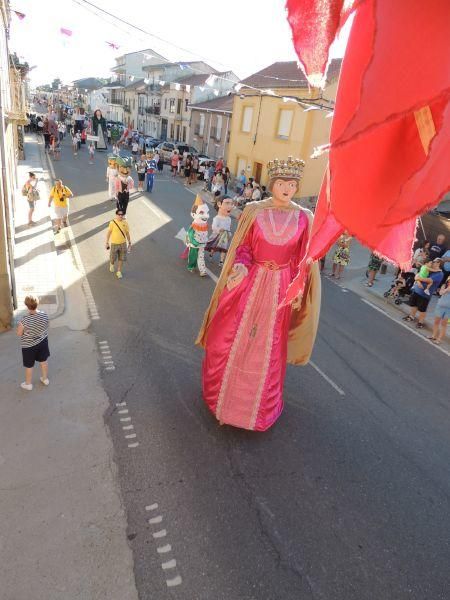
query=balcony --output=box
[110,97,124,106]
[145,105,161,115]
[123,104,131,114]
[194,126,204,136]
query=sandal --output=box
[402,315,414,322]
[416,322,424,329]
[366,282,373,287]
[427,336,436,340]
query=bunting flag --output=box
[13,10,26,20]
[60,27,72,36]
[284,0,450,305]
[106,41,119,50]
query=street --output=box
[48,140,450,600]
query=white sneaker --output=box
[20,382,33,391]
[424,289,430,296]
[116,271,123,279]
[109,264,115,273]
[40,377,50,386]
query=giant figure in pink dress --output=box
[197,157,321,431]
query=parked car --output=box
[176,144,199,156]
[145,137,162,149]
[156,141,177,163]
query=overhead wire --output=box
[68,0,335,110]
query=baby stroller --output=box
[383,270,415,304]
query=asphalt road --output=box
[50,140,450,600]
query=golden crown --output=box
[267,156,305,181]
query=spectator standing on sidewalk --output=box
[171,151,180,177]
[215,156,224,173]
[440,248,450,285]
[366,252,383,287]
[48,179,73,233]
[22,172,39,226]
[429,279,450,344]
[16,296,50,391]
[105,209,131,279]
[428,234,447,260]
[403,259,443,329]
[331,234,352,279]
[236,169,246,195]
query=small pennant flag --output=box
[60,27,72,36]
[106,41,119,50]
[14,10,26,20]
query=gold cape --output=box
[196,199,321,365]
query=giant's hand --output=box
[226,263,248,291]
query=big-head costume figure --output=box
[145,151,157,193]
[115,157,134,215]
[197,157,321,431]
[186,195,210,277]
[106,155,118,201]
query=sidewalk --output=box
[0,137,138,599]
[13,135,62,322]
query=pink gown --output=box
[202,208,309,431]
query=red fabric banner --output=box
[284,0,450,304]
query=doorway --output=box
[254,162,263,183]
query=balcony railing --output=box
[145,105,161,115]
[123,104,131,114]
[110,97,123,105]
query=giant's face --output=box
[119,166,129,175]
[271,178,298,202]
[191,204,210,224]
[218,198,233,217]
[108,158,116,167]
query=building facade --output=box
[189,95,233,159]
[226,60,341,198]
[0,0,28,329]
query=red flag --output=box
[60,27,72,36]
[284,0,450,304]
[14,10,26,20]
[106,41,119,50]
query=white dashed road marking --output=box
[309,360,345,396]
[145,503,183,588]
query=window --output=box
[169,98,175,113]
[241,106,253,132]
[277,110,293,139]
[177,99,182,114]
[132,98,135,109]
[182,126,187,142]
[216,115,223,140]
[170,123,174,139]
[199,113,205,135]
[176,124,180,140]
[185,99,189,112]
[164,98,168,110]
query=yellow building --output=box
[227,60,341,199]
